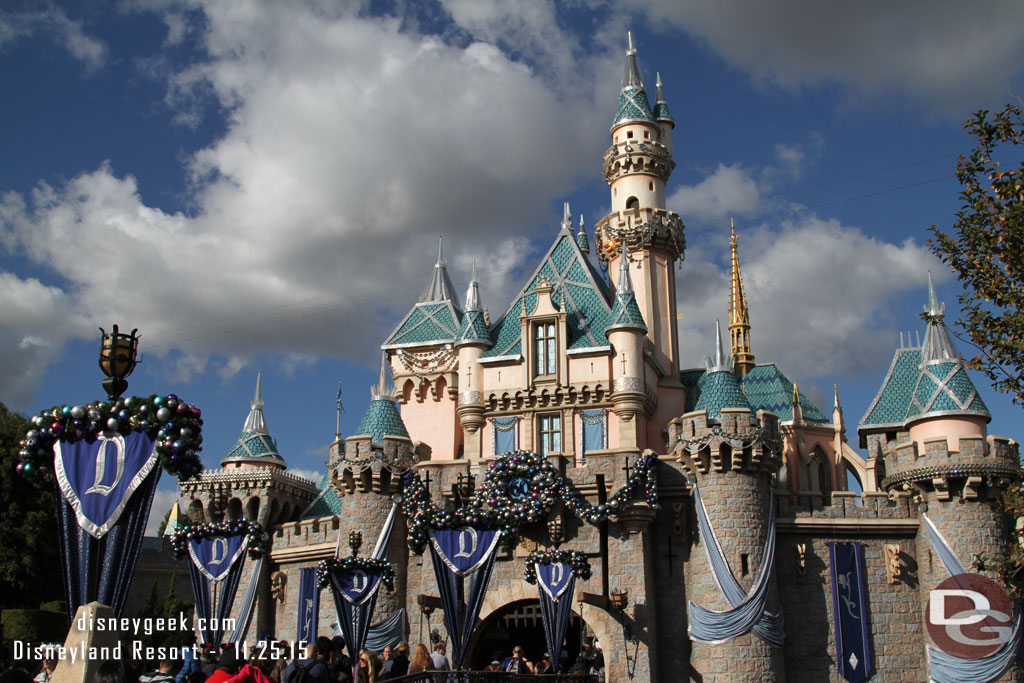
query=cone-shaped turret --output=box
[729,219,755,375]
[905,276,990,423]
[221,372,287,468]
[576,214,590,254]
[695,321,750,420]
[420,237,461,307]
[355,355,411,442]
[606,244,647,335]
[653,72,674,125]
[611,31,656,131]
[456,263,492,347]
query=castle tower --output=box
[383,238,462,459]
[180,372,318,528]
[606,243,648,443]
[595,34,686,382]
[729,220,755,375]
[861,278,1020,679]
[325,363,418,624]
[671,324,786,681]
[455,263,492,459]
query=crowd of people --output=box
[3,633,605,682]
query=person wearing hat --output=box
[204,648,241,683]
[485,660,502,672]
[535,653,554,674]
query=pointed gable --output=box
[482,229,613,359]
[383,241,463,349]
[740,364,830,424]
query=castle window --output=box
[492,416,519,455]
[626,130,633,139]
[538,413,562,456]
[579,409,607,460]
[534,322,557,378]
[649,181,654,191]
[626,197,639,211]
[643,130,649,139]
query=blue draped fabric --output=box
[688,484,785,645]
[53,466,161,621]
[535,562,576,665]
[579,410,605,457]
[329,568,383,666]
[492,417,518,455]
[228,555,264,645]
[922,514,1022,683]
[363,608,406,651]
[828,543,872,682]
[297,566,321,645]
[428,528,501,668]
[185,533,248,648]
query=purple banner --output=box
[537,562,573,601]
[336,567,383,606]
[189,533,248,582]
[54,430,159,538]
[429,527,501,577]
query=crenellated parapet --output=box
[595,207,686,264]
[326,433,421,498]
[669,407,782,478]
[181,466,319,527]
[602,139,674,183]
[880,433,1020,502]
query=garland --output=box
[401,450,658,554]
[396,345,456,379]
[675,424,783,455]
[316,556,396,591]
[17,394,204,480]
[523,549,592,584]
[170,520,264,558]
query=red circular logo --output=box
[927,573,1013,658]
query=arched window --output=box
[626,196,639,211]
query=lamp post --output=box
[348,530,363,557]
[98,324,140,401]
[547,516,565,547]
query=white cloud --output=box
[622,0,1024,113]
[0,2,605,405]
[145,488,180,537]
[668,163,763,224]
[0,5,107,70]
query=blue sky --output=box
[2,1,1023,532]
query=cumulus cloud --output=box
[668,163,763,224]
[622,0,1024,113]
[0,4,107,70]
[145,488,180,537]
[676,215,944,382]
[0,2,608,406]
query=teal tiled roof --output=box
[456,309,491,347]
[383,301,461,348]
[221,430,286,467]
[680,369,704,413]
[482,232,613,358]
[653,99,673,123]
[354,398,410,442]
[906,361,990,422]
[303,472,342,518]
[606,291,647,334]
[576,230,590,254]
[740,364,830,424]
[859,349,922,431]
[613,87,656,129]
[695,369,751,420]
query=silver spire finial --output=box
[714,320,725,368]
[242,371,267,432]
[372,352,395,401]
[705,320,734,372]
[437,236,444,264]
[618,241,633,293]
[464,261,481,312]
[925,271,945,318]
[627,30,635,55]
[562,201,572,231]
[656,71,662,88]
[253,371,263,408]
[578,214,585,233]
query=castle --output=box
[166,38,1021,682]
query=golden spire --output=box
[729,218,755,375]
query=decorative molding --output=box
[794,543,807,584]
[885,544,902,584]
[458,391,482,406]
[270,571,287,603]
[613,377,643,392]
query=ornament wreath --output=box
[401,450,658,554]
[316,556,396,591]
[18,394,204,480]
[170,520,264,558]
[523,549,592,584]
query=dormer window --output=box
[534,322,557,377]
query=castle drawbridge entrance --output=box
[465,598,586,671]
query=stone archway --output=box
[465,584,624,679]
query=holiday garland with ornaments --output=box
[523,549,592,584]
[401,450,658,554]
[317,556,396,591]
[17,394,204,480]
[170,520,265,558]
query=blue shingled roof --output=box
[606,290,647,335]
[303,471,342,518]
[653,99,673,124]
[740,364,830,424]
[613,86,656,129]
[355,398,410,442]
[221,430,286,467]
[576,230,590,254]
[859,348,922,430]
[695,370,751,420]
[383,301,461,348]
[456,309,492,347]
[906,360,990,422]
[482,232,613,358]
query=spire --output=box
[222,371,286,468]
[729,219,755,375]
[612,32,656,131]
[704,320,734,373]
[576,214,590,254]
[920,271,958,364]
[606,242,647,335]
[356,353,410,443]
[833,384,842,413]
[457,262,492,347]
[561,201,573,232]
[419,237,462,308]
[242,371,266,433]
[372,352,395,401]
[653,72,674,125]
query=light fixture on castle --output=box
[98,324,140,400]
